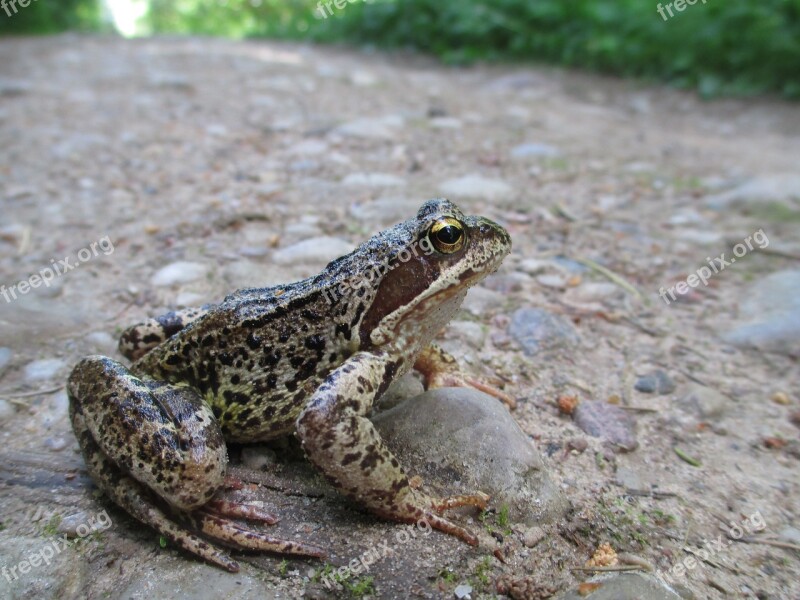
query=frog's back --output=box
[134,264,383,440]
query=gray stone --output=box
[722,270,800,356]
[510,308,580,356]
[635,371,676,395]
[429,117,462,129]
[439,175,512,201]
[271,237,354,266]
[240,446,278,471]
[150,262,208,287]
[681,383,729,419]
[555,573,681,600]
[573,401,638,452]
[342,172,406,188]
[23,358,67,382]
[705,174,800,209]
[0,347,11,377]
[454,583,473,599]
[517,258,549,275]
[522,526,546,548]
[84,331,117,353]
[446,320,486,348]
[536,274,568,289]
[461,286,506,317]
[615,466,645,490]
[510,143,561,159]
[373,388,569,525]
[0,536,89,599]
[118,561,280,599]
[349,197,423,225]
[375,373,425,412]
[0,398,14,422]
[562,282,624,308]
[287,139,328,156]
[779,526,800,545]
[335,115,404,140]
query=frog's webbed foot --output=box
[68,356,325,571]
[297,352,487,547]
[414,343,517,409]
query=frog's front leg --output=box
[68,356,325,572]
[119,304,214,361]
[296,352,488,545]
[414,343,517,409]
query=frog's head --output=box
[356,198,512,348]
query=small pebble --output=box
[454,584,473,599]
[566,438,588,454]
[84,331,117,353]
[151,262,208,287]
[771,392,791,405]
[510,143,561,159]
[439,175,512,201]
[0,347,11,375]
[24,358,66,382]
[240,446,278,471]
[634,370,676,395]
[0,399,15,422]
[58,511,92,538]
[573,401,638,452]
[272,237,353,265]
[509,308,580,356]
[682,383,729,419]
[342,172,406,188]
[523,526,546,548]
[44,436,68,451]
[779,526,800,545]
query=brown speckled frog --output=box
[68,198,513,572]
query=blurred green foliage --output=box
[144,0,800,99]
[0,0,102,34]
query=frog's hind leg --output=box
[118,304,213,361]
[297,352,489,546]
[414,343,517,409]
[68,356,325,570]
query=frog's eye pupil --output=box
[429,218,466,254]
[436,225,461,245]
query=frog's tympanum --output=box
[68,198,513,571]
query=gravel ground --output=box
[0,34,799,600]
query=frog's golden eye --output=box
[429,217,465,254]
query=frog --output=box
[67,198,514,572]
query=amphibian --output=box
[68,198,513,571]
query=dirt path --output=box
[0,35,798,599]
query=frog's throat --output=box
[368,260,495,348]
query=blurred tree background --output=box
[0,0,102,34]
[3,0,799,99]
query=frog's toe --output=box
[192,510,327,558]
[206,498,279,525]
[429,371,517,409]
[432,491,490,512]
[415,344,517,409]
[419,511,480,546]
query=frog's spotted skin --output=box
[68,198,512,571]
[119,305,213,362]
